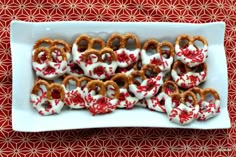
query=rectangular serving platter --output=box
[10,20,230,132]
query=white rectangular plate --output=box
[10,21,230,132]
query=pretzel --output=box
[107,33,124,51]
[136,75,175,112]
[30,80,64,116]
[189,87,221,121]
[78,77,92,89]
[104,80,120,99]
[161,80,179,95]
[51,40,71,56]
[145,92,172,113]
[171,61,207,89]
[31,80,49,96]
[175,34,208,67]
[141,73,175,113]
[111,73,139,109]
[72,34,91,53]
[71,35,92,71]
[33,38,53,52]
[80,47,118,79]
[141,64,161,78]
[47,83,65,100]
[165,91,199,125]
[143,80,178,112]
[84,80,119,115]
[90,38,105,50]
[187,87,204,102]
[62,75,91,109]
[108,33,141,68]
[50,40,75,77]
[128,65,163,99]
[123,33,141,49]
[141,39,174,73]
[32,46,68,80]
[32,47,51,64]
[33,38,71,57]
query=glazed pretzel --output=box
[62,75,91,109]
[30,81,65,116]
[165,91,199,125]
[73,34,91,53]
[84,80,120,115]
[104,80,120,99]
[128,64,163,99]
[80,47,118,79]
[161,80,179,95]
[141,39,174,73]
[107,33,140,68]
[111,73,129,89]
[111,73,139,109]
[188,87,221,121]
[32,46,68,80]
[171,60,207,89]
[47,83,65,100]
[175,34,208,67]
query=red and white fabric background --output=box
[0,0,236,156]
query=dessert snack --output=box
[72,34,91,55]
[80,47,118,79]
[70,34,93,77]
[32,46,68,80]
[145,92,171,112]
[111,73,139,109]
[30,80,65,116]
[30,33,221,126]
[141,39,174,73]
[189,87,220,121]
[32,38,52,54]
[175,34,208,67]
[84,80,120,115]
[62,75,91,109]
[107,33,141,68]
[161,80,179,95]
[171,61,207,89]
[165,91,199,125]
[128,64,163,99]
[33,38,71,61]
[145,80,179,112]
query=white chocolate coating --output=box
[62,85,86,109]
[33,60,67,80]
[165,98,199,125]
[83,88,118,115]
[175,44,208,67]
[129,73,163,99]
[171,69,207,89]
[30,94,64,116]
[146,92,171,112]
[116,48,140,68]
[116,88,139,109]
[72,44,117,79]
[198,100,220,121]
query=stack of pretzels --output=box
[30,33,220,125]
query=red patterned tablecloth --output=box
[0,0,236,156]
